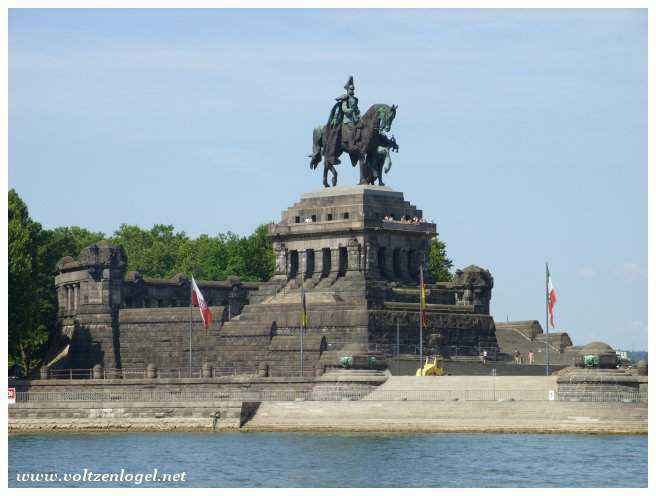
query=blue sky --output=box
[9,9,647,349]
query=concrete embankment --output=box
[9,400,259,433]
[243,376,646,435]
[9,399,646,435]
[9,376,647,435]
[242,400,646,434]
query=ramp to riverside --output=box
[242,375,646,434]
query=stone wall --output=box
[50,241,256,371]
[49,186,501,376]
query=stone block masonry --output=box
[48,185,499,377]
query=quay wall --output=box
[9,374,647,435]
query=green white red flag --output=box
[547,272,557,328]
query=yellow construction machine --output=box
[415,356,444,376]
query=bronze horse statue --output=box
[310,104,398,187]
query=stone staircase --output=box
[495,326,572,365]
[375,375,558,391]
[243,375,646,433]
[243,399,647,433]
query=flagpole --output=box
[396,316,400,372]
[300,279,304,377]
[545,263,550,376]
[419,262,424,375]
[189,275,193,378]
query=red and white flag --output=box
[547,273,557,328]
[191,276,212,330]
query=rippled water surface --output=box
[9,432,647,488]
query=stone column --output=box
[57,286,66,313]
[346,239,361,274]
[331,247,341,276]
[364,241,380,278]
[299,250,308,280]
[66,286,71,311]
[40,366,49,380]
[73,285,79,311]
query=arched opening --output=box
[338,247,348,276]
[407,249,416,279]
[393,248,401,278]
[305,249,315,277]
[322,248,331,276]
[377,247,387,276]
[289,250,299,278]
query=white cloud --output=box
[577,265,598,279]
[612,261,645,280]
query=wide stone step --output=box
[243,400,647,433]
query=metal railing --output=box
[40,367,259,380]
[12,388,647,404]
[367,344,506,360]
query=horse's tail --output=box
[310,126,323,169]
[313,126,323,152]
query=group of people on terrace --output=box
[513,349,536,365]
[382,214,431,224]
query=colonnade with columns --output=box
[60,283,80,313]
[273,240,429,283]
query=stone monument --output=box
[46,78,500,376]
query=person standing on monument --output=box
[323,76,361,167]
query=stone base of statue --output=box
[211,185,498,374]
[50,185,498,376]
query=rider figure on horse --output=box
[324,76,361,167]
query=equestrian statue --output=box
[309,76,399,187]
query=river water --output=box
[9,432,647,488]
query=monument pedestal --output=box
[213,185,499,374]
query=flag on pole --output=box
[300,282,309,328]
[191,275,212,330]
[547,270,557,328]
[420,265,428,327]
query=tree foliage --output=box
[8,190,106,376]
[109,223,274,282]
[428,237,454,282]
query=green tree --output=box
[8,189,49,376]
[111,224,190,278]
[428,237,454,282]
[46,226,106,261]
[240,224,275,281]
